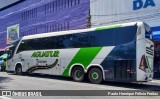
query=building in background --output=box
[90,0,160,40]
[0,0,90,49]
[90,0,160,77]
[0,0,160,50]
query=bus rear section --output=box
[136,23,154,82]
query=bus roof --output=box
[22,22,141,40]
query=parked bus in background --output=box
[6,22,154,84]
[0,50,5,56]
[0,47,10,71]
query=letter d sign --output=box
[133,0,156,10]
[133,0,143,10]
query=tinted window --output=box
[70,29,114,47]
[7,46,15,60]
[16,26,137,53]
[91,29,114,46]
[114,26,137,45]
[17,40,28,53]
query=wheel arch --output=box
[14,62,22,71]
[69,64,85,76]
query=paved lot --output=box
[0,72,160,99]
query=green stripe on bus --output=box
[95,25,122,31]
[146,56,151,69]
[62,47,102,76]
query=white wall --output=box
[0,0,20,9]
[90,0,160,28]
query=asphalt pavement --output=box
[0,72,160,99]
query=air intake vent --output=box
[114,60,136,79]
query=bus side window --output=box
[71,33,91,48]
[114,26,137,45]
[91,29,114,47]
[31,38,40,50]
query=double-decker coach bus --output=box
[6,22,154,84]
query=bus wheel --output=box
[71,66,85,82]
[88,68,103,84]
[15,66,22,75]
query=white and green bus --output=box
[6,22,154,84]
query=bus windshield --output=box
[6,39,21,60]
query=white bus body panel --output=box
[136,23,154,81]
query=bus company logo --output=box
[133,0,156,10]
[31,51,59,58]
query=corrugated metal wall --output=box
[90,0,160,27]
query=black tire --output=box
[88,68,103,84]
[15,66,22,75]
[71,67,85,82]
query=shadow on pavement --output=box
[8,73,73,81]
[8,73,160,91]
[101,81,160,91]
[0,76,12,89]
